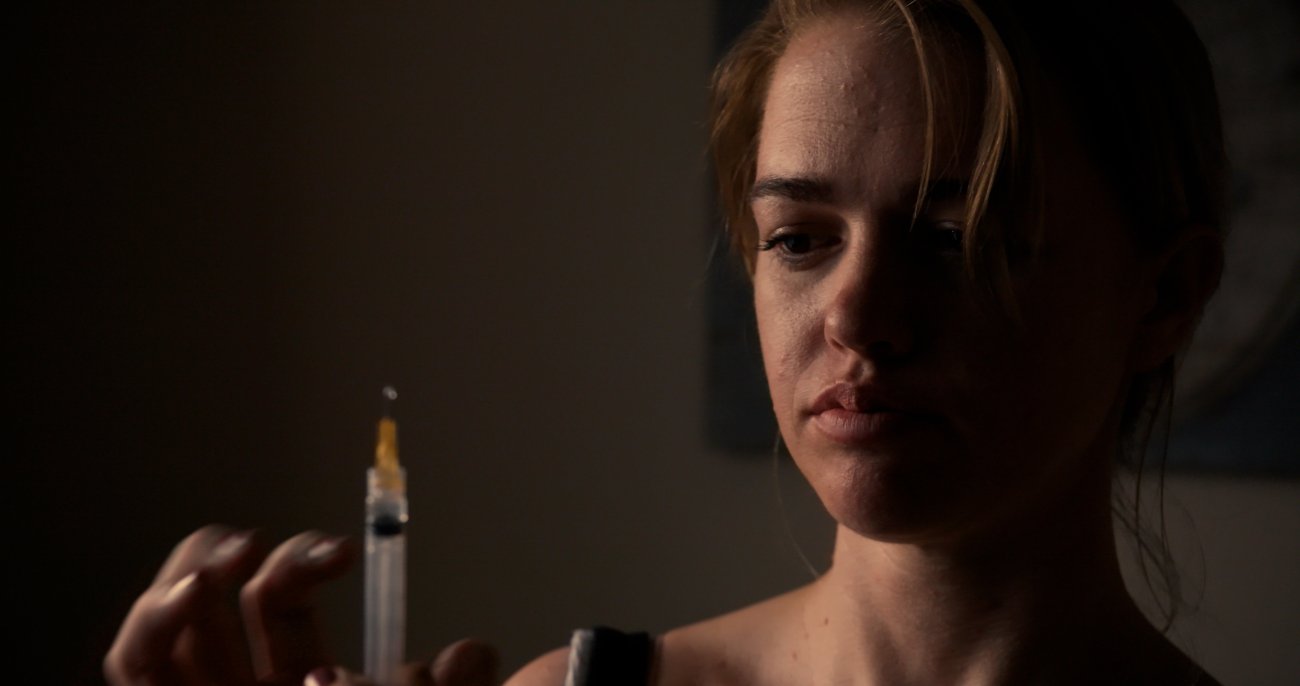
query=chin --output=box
[800,455,929,537]
[792,434,998,545]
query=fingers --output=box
[302,639,501,686]
[242,531,358,685]
[301,652,490,686]
[173,531,263,684]
[105,570,202,685]
[153,525,258,586]
[106,526,263,686]
[400,662,437,686]
[431,639,500,686]
[304,666,355,686]
[301,666,389,686]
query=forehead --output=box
[769,16,920,128]
[757,13,978,198]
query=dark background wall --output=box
[13,3,1299,685]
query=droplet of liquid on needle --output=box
[381,386,397,418]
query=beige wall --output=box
[15,3,1297,684]
[1145,476,1300,686]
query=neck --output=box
[798,462,1160,685]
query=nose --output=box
[823,244,916,363]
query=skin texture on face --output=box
[752,12,1153,549]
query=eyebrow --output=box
[748,175,969,206]
[749,176,836,204]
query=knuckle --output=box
[239,574,269,607]
[240,530,342,614]
[181,524,229,552]
[161,524,232,577]
[239,569,294,618]
[101,647,125,682]
[258,530,325,580]
[281,529,326,554]
[102,642,142,684]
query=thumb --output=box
[431,638,500,686]
[304,666,372,686]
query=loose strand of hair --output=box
[1154,363,1183,631]
[955,0,1024,321]
[1129,360,1183,633]
[892,0,938,231]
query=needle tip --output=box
[381,386,398,418]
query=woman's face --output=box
[752,14,1153,545]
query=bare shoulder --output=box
[503,646,569,686]
[504,588,809,686]
[653,587,808,686]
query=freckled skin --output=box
[751,16,1146,547]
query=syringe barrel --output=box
[365,466,407,686]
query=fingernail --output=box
[304,666,337,686]
[305,537,341,562]
[211,530,252,561]
[162,572,199,605]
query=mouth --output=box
[807,382,937,445]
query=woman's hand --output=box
[104,525,357,685]
[105,525,500,685]
[304,639,500,686]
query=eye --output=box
[918,221,964,256]
[756,229,839,266]
[758,232,815,254]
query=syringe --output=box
[365,386,406,686]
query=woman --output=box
[106,0,1227,684]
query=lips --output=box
[807,381,937,445]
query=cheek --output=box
[959,270,1139,466]
[754,282,821,417]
